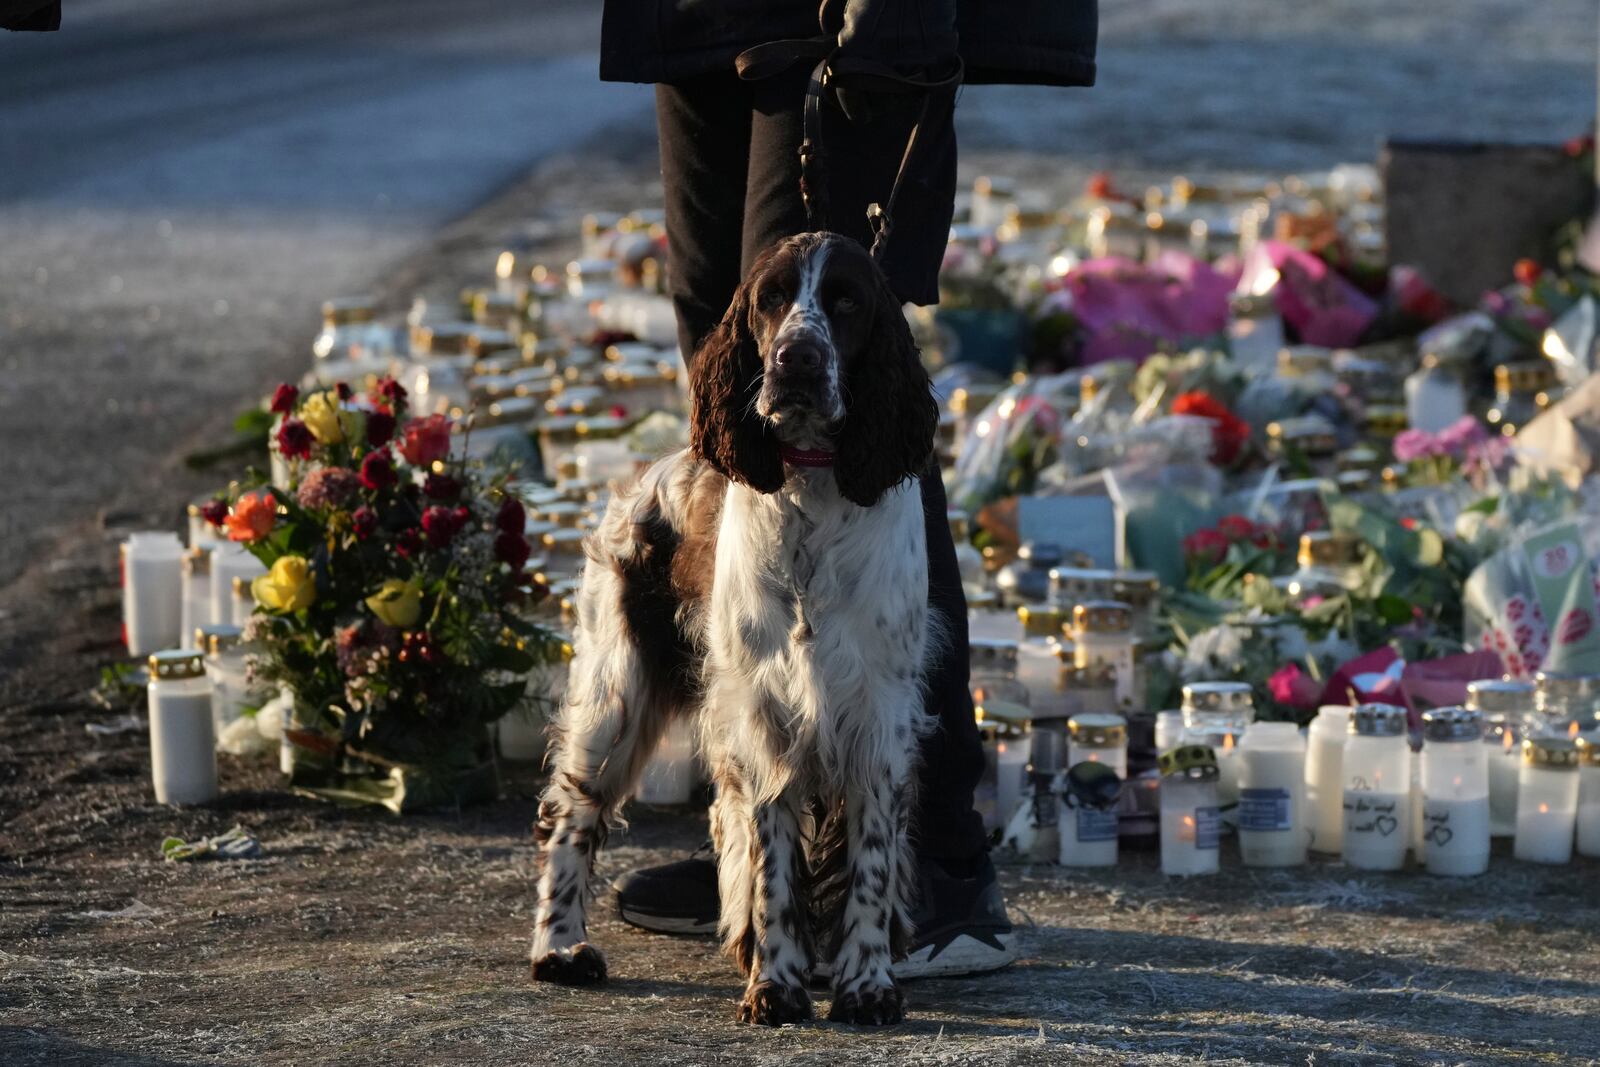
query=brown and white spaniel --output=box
[530,232,941,1026]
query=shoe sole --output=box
[617,905,719,936]
[808,929,1018,985]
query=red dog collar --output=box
[779,445,836,468]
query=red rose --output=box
[1182,527,1230,564]
[366,410,396,447]
[1216,514,1256,542]
[351,505,378,541]
[422,505,465,547]
[335,382,353,401]
[1171,390,1249,466]
[423,473,461,500]
[399,630,447,667]
[1086,172,1114,199]
[276,417,314,460]
[359,449,396,491]
[608,404,628,419]
[269,383,299,415]
[395,528,423,559]
[495,531,531,571]
[496,497,526,535]
[399,414,452,467]
[199,499,230,528]
[1513,258,1543,287]
[375,377,407,408]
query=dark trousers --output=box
[656,70,987,865]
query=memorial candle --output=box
[1576,733,1600,859]
[1159,744,1220,876]
[1342,704,1411,871]
[1305,705,1350,854]
[1514,736,1580,865]
[122,532,184,657]
[147,650,218,805]
[1467,678,1533,837]
[1237,721,1308,867]
[1058,760,1121,868]
[1067,712,1128,779]
[1419,707,1490,876]
[179,546,213,642]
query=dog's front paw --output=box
[828,982,903,1026]
[736,980,812,1027]
[531,942,608,986]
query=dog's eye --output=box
[758,289,787,312]
[833,296,858,315]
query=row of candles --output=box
[986,678,1600,876]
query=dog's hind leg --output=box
[714,771,813,1026]
[530,599,671,986]
[826,770,915,1025]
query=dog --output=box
[529,232,941,1026]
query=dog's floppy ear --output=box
[690,281,784,494]
[833,270,938,507]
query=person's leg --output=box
[656,74,754,365]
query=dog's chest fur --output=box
[705,468,930,791]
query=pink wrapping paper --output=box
[1236,241,1378,348]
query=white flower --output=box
[1182,623,1249,680]
[1309,629,1359,670]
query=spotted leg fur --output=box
[827,774,916,1026]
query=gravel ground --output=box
[6,2,1600,1063]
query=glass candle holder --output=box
[1016,637,1073,720]
[1305,705,1351,855]
[1576,732,1600,859]
[1404,351,1467,434]
[210,543,264,633]
[1067,713,1128,779]
[1057,760,1121,868]
[1341,704,1411,871]
[1237,721,1308,868]
[1467,678,1533,836]
[1111,570,1161,639]
[230,576,256,627]
[1514,736,1580,865]
[1534,670,1600,735]
[1154,710,1185,756]
[147,650,218,805]
[197,624,250,739]
[1072,600,1136,713]
[1182,681,1254,823]
[179,546,213,645]
[1419,707,1490,876]
[122,532,184,657]
[1159,744,1221,876]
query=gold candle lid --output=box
[194,623,245,656]
[232,576,254,598]
[1495,360,1557,394]
[1523,736,1579,769]
[1277,346,1333,378]
[148,649,205,680]
[1364,405,1408,438]
[1073,599,1133,634]
[1068,712,1127,747]
[1017,604,1068,638]
[1297,531,1361,569]
[181,546,212,575]
[1158,743,1219,779]
[322,298,374,326]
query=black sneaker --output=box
[613,843,720,936]
[615,846,1017,979]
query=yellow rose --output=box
[366,578,423,628]
[251,556,316,613]
[300,391,346,445]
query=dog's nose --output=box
[773,341,823,375]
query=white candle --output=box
[1237,721,1308,867]
[1159,745,1221,876]
[179,546,213,642]
[1155,711,1184,756]
[1214,732,1241,827]
[186,502,223,550]
[1305,705,1350,854]
[1467,679,1534,836]
[1514,738,1580,864]
[197,625,250,738]
[1341,704,1411,871]
[123,532,184,657]
[1419,707,1491,876]
[635,720,698,806]
[1578,734,1600,858]
[229,576,256,627]
[1068,713,1128,779]
[1058,762,1120,868]
[1016,637,1072,720]
[211,544,265,630]
[147,651,218,805]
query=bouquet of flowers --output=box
[203,378,567,811]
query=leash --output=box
[736,41,962,266]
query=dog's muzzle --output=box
[759,337,839,422]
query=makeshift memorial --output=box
[1058,759,1121,868]
[1305,705,1351,854]
[1342,704,1411,871]
[147,650,218,805]
[122,532,183,657]
[215,379,567,812]
[1159,744,1221,876]
[1419,707,1491,876]
[1236,721,1308,867]
[1514,736,1580,864]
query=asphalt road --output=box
[0,0,650,596]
